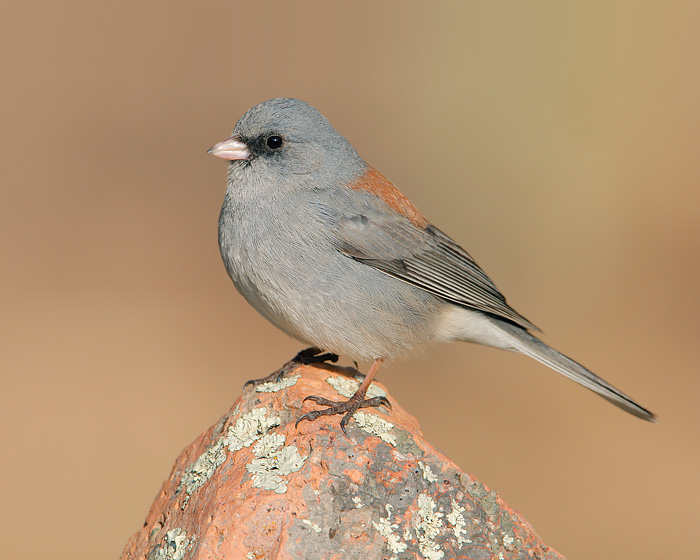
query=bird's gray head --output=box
[209,98,366,193]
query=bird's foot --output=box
[295,392,391,434]
[295,357,387,433]
[243,347,339,389]
[291,347,339,366]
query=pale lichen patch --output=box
[302,519,322,533]
[225,407,281,452]
[447,498,470,545]
[252,432,286,456]
[352,495,363,508]
[372,504,408,555]
[418,461,438,483]
[152,528,191,560]
[177,437,227,496]
[414,493,445,560]
[255,374,300,393]
[354,411,397,446]
[178,407,281,501]
[325,376,387,399]
[246,432,306,493]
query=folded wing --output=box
[333,210,538,331]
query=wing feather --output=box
[334,214,538,331]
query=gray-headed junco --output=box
[209,97,654,430]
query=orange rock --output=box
[121,362,564,560]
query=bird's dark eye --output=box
[266,135,284,149]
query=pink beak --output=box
[207,135,250,160]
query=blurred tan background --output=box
[2,2,699,559]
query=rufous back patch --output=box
[348,167,429,229]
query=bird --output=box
[208,97,655,431]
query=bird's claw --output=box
[243,347,339,389]
[243,370,285,389]
[295,393,391,434]
[292,347,339,365]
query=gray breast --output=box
[218,187,444,361]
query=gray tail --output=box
[496,321,656,422]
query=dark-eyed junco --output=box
[209,97,654,430]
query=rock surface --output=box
[121,362,564,560]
